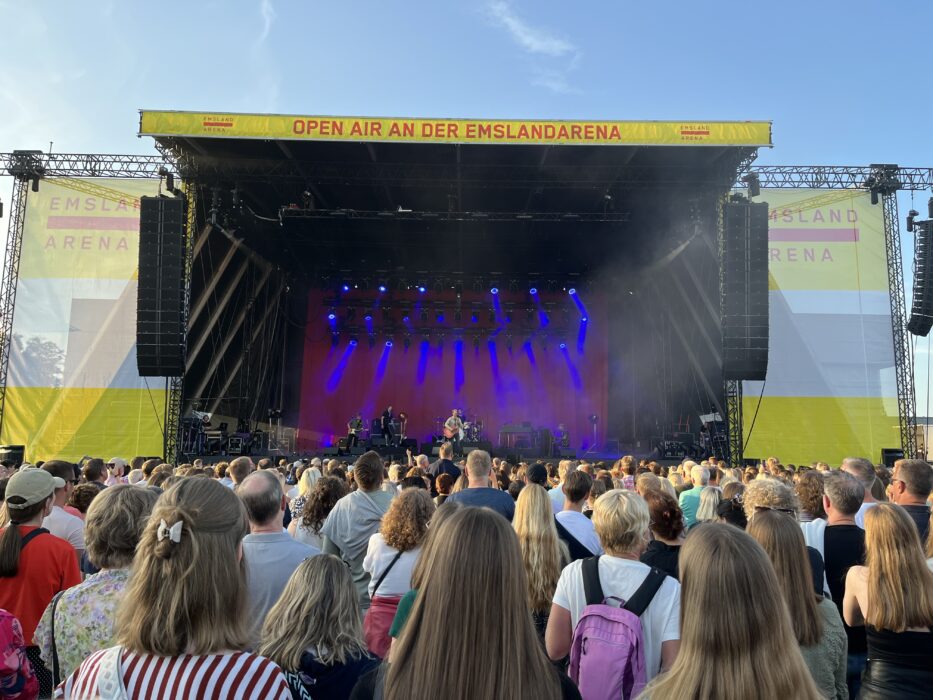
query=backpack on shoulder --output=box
[568,556,667,700]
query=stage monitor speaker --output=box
[370,436,386,446]
[349,445,366,455]
[908,220,933,336]
[559,449,577,458]
[322,447,340,458]
[880,448,905,469]
[336,438,349,450]
[0,444,25,467]
[722,201,770,381]
[401,438,418,451]
[137,196,186,376]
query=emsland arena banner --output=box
[743,189,899,465]
[140,110,772,147]
[0,178,165,461]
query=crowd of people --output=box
[0,450,932,699]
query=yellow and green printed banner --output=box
[0,178,166,461]
[140,110,772,147]
[743,189,899,465]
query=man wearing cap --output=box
[0,468,81,695]
[105,457,128,486]
[40,461,86,565]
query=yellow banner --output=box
[1,178,166,462]
[140,111,772,147]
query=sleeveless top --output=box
[866,625,933,670]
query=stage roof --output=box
[141,110,770,278]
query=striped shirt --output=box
[58,648,290,700]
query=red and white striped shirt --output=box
[57,648,291,700]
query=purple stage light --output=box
[342,284,350,292]
[568,288,576,295]
[402,315,410,323]
[491,287,499,295]
[385,340,393,347]
[559,343,567,350]
[378,285,387,293]
[581,316,588,322]
[364,314,373,322]
[471,313,478,323]
[327,313,336,321]
[349,339,358,346]
[529,287,538,295]
[418,286,426,293]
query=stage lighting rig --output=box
[907,210,919,233]
[741,172,761,198]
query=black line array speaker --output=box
[137,196,186,376]
[907,220,933,337]
[722,201,770,381]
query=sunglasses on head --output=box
[754,505,795,516]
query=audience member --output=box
[34,485,158,682]
[433,472,454,506]
[549,460,577,513]
[321,452,395,608]
[81,459,107,487]
[228,455,255,488]
[748,511,847,699]
[66,483,100,519]
[554,471,601,556]
[796,469,827,522]
[546,490,680,681]
[60,477,291,698]
[39,461,85,563]
[0,609,38,700]
[289,463,322,521]
[104,458,127,487]
[290,475,348,549]
[362,489,434,658]
[353,507,581,699]
[678,465,708,527]
[260,555,379,700]
[844,503,933,697]
[445,450,515,521]
[641,523,822,699]
[425,442,461,496]
[841,457,878,527]
[640,490,685,580]
[888,459,933,540]
[692,486,720,528]
[239,470,320,644]
[513,484,569,638]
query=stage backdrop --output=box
[0,178,166,461]
[297,288,608,453]
[743,189,899,465]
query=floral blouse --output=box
[0,609,37,700]
[33,568,129,680]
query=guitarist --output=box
[381,406,395,446]
[443,408,465,457]
[347,413,363,449]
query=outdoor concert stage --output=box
[138,113,770,462]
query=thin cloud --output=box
[486,1,575,57]
[255,0,276,48]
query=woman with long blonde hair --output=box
[748,511,847,699]
[60,478,290,699]
[260,554,378,700]
[640,523,822,700]
[354,507,579,699]
[843,502,933,697]
[513,484,569,637]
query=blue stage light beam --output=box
[560,345,583,390]
[577,319,588,352]
[326,341,357,392]
[374,343,392,384]
[569,289,588,318]
[454,339,465,394]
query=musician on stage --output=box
[347,413,363,449]
[444,408,465,457]
[553,423,570,456]
[381,405,395,446]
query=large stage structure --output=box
[1,113,931,465]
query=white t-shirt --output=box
[362,533,421,598]
[556,510,603,555]
[549,484,565,514]
[42,505,85,552]
[854,501,878,529]
[293,522,324,550]
[553,556,681,680]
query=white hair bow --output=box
[157,519,183,543]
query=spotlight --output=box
[742,172,760,198]
[907,209,919,233]
[471,313,478,323]
[568,288,576,296]
[364,314,373,322]
[402,315,411,323]
[418,286,426,294]
[559,343,567,350]
[581,316,588,322]
[385,340,393,348]
[529,287,538,295]
[378,285,387,293]
[349,338,358,347]
[342,284,351,292]
[327,313,336,321]
[436,312,445,322]
[491,287,499,295]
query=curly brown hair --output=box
[794,470,826,520]
[380,488,434,552]
[301,476,349,533]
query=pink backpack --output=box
[568,557,667,700]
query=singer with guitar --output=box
[443,408,465,457]
[347,413,364,449]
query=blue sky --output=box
[1,0,932,404]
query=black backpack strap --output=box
[371,551,404,598]
[623,567,667,617]
[555,519,593,562]
[581,556,604,606]
[50,589,65,686]
[20,527,50,548]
